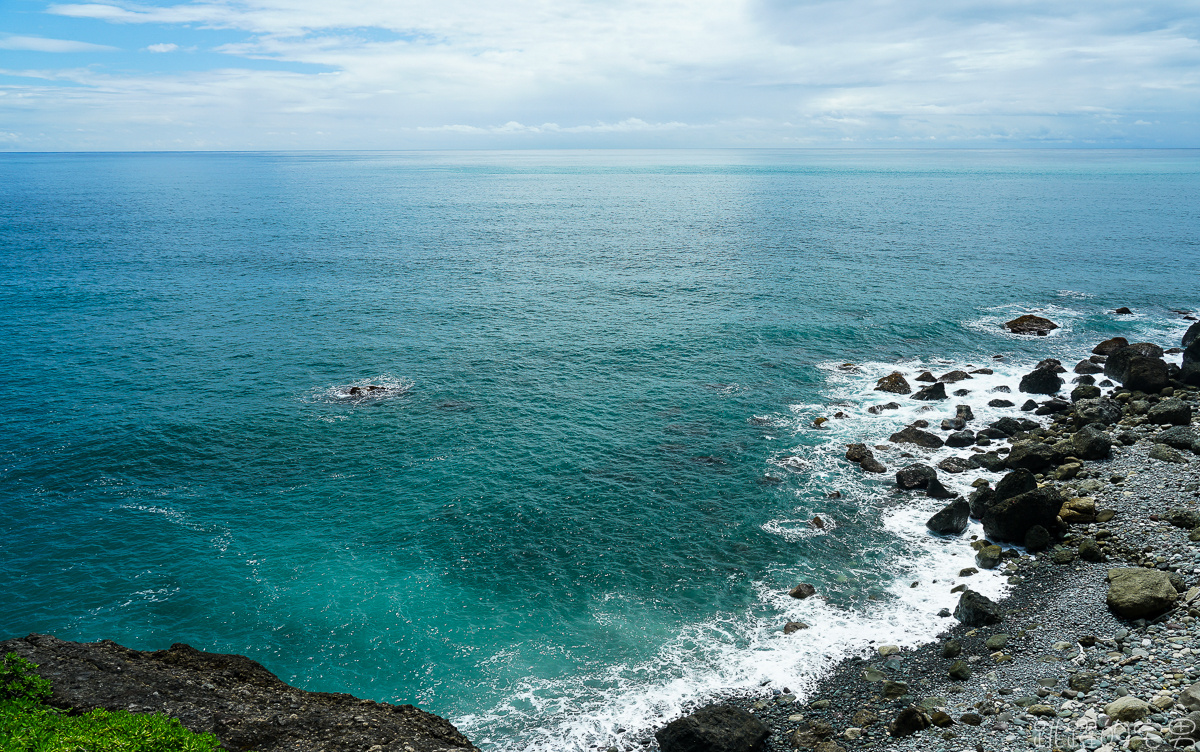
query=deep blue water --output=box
[2,150,1198,750]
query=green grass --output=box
[0,652,224,752]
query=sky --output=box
[1,0,1199,150]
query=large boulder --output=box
[1004,441,1060,472]
[889,427,945,449]
[1106,568,1178,620]
[875,372,912,395]
[1105,345,1166,383]
[1156,426,1199,450]
[968,485,995,519]
[887,707,932,737]
[982,486,1064,543]
[1004,315,1058,336]
[994,469,1037,503]
[1185,321,1200,348]
[656,704,770,752]
[1070,425,1113,460]
[1148,398,1193,426]
[1019,367,1063,395]
[896,464,938,490]
[954,589,1003,626]
[946,430,975,448]
[926,497,970,536]
[1125,357,1170,393]
[1093,336,1129,355]
[910,382,948,401]
[1073,398,1123,428]
[1074,359,1104,374]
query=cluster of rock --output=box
[655,316,1200,752]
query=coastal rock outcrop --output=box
[656,704,770,752]
[889,427,944,449]
[982,486,1064,543]
[1018,366,1063,395]
[1004,315,1058,336]
[874,372,911,395]
[0,634,480,752]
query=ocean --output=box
[1,149,1198,750]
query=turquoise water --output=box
[2,149,1199,750]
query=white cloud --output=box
[0,35,116,52]
[3,0,1197,148]
[145,43,179,53]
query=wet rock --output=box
[783,622,809,634]
[656,704,770,752]
[1079,537,1103,562]
[1074,359,1104,374]
[946,430,975,447]
[0,634,480,752]
[940,370,972,383]
[889,426,945,449]
[975,545,1001,569]
[1020,399,1038,411]
[936,457,973,474]
[882,681,909,699]
[982,486,1064,543]
[911,382,949,401]
[941,640,962,659]
[868,401,902,414]
[1106,568,1178,619]
[875,372,912,395]
[1093,337,1129,355]
[888,706,932,737]
[968,485,995,520]
[789,583,817,599]
[1053,462,1081,480]
[1019,367,1063,395]
[896,464,938,490]
[1004,315,1058,336]
[1035,397,1071,415]
[1070,384,1101,402]
[1125,357,1170,393]
[954,589,1003,626]
[1154,426,1198,450]
[988,399,1014,408]
[940,417,966,431]
[1148,398,1193,426]
[970,452,1007,472]
[994,469,1037,503]
[915,371,937,382]
[927,497,970,536]
[845,443,871,463]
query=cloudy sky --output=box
[1,0,1198,150]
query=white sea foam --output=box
[307,374,414,405]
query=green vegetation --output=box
[0,652,223,752]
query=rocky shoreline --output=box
[656,318,1200,752]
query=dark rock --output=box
[1053,548,1076,564]
[1019,367,1063,395]
[896,464,938,490]
[1114,306,1133,315]
[1184,321,1200,347]
[1166,508,1200,529]
[936,457,973,474]
[1156,426,1199,450]
[989,417,1023,436]
[1004,315,1058,336]
[875,372,912,395]
[1024,525,1051,552]
[975,545,1001,569]
[1073,398,1123,428]
[955,404,975,421]
[1071,424,1113,460]
[888,706,932,737]
[959,713,982,726]
[968,485,995,519]
[976,427,1009,440]
[1036,397,1071,415]
[0,634,480,752]
[988,399,1014,408]
[925,477,956,499]
[940,370,972,383]
[969,452,1007,472]
[656,704,770,752]
[1036,358,1066,373]
[1106,568,1178,620]
[946,430,975,447]
[982,486,1064,543]
[1079,538,1103,562]
[861,456,887,473]
[868,401,902,414]
[941,640,962,659]
[1074,374,1096,385]
[1093,337,1129,355]
[927,497,970,535]
[1074,359,1104,375]
[846,443,871,463]
[789,583,817,599]
[994,469,1037,503]
[783,622,809,635]
[991,385,1012,393]
[954,590,1003,626]
[1149,444,1187,463]
[940,417,966,431]
[1069,673,1098,692]
[915,371,937,382]
[911,382,948,401]
[1020,399,1038,411]
[1148,398,1192,425]
[889,427,945,449]
[1004,442,1060,472]
[1071,385,1101,402]
[1125,357,1170,393]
